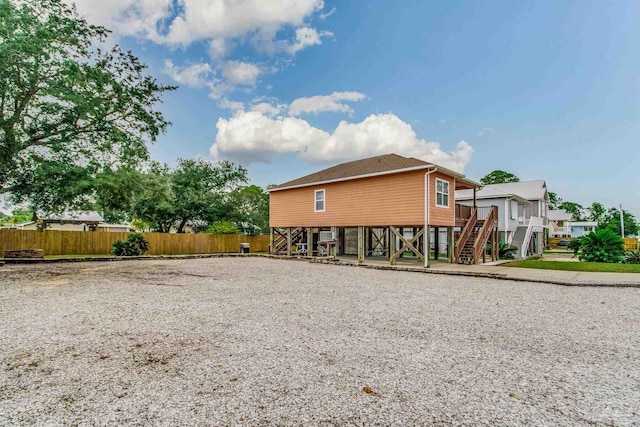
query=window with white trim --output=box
[435,178,449,208]
[314,189,325,212]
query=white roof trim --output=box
[269,164,436,192]
[269,164,480,192]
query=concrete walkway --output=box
[324,256,640,287]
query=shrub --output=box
[111,233,150,256]
[205,221,239,234]
[567,238,582,256]
[623,250,640,264]
[578,229,625,263]
[486,242,519,259]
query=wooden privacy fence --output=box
[548,236,638,251]
[623,238,639,251]
[0,230,270,256]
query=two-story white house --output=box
[548,209,573,238]
[456,180,549,258]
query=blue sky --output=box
[67,0,640,216]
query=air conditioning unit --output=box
[319,231,334,242]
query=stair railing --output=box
[455,208,477,261]
[473,206,498,264]
[520,216,543,258]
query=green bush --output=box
[205,221,239,234]
[111,233,150,256]
[567,238,582,256]
[578,229,624,263]
[623,250,640,264]
[486,242,519,259]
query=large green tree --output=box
[587,202,607,222]
[0,0,174,211]
[558,201,584,221]
[230,185,270,234]
[132,160,248,233]
[599,208,638,237]
[480,170,520,185]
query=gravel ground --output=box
[1,258,639,426]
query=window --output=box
[435,178,449,208]
[510,201,517,220]
[314,189,325,212]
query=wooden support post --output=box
[331,226,337,257]
[448,226,455,263]
[287,227,292,256]
[357,226,364,263]
[433,226,439,261]
[364,227,369,257]
[389,226,396,265]
[307,228,313,256]
[269,227,275,255]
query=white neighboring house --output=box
[456,180,549,258]
[548,209,573,238]
[5,210,134,232]
[571,221,598,238]
[455,188,531,246]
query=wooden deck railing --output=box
[472,206,498,264]
[455,208,477,261]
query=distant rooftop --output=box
[37,210,104,223]
[548,209,573,221]
[457,180,548,202]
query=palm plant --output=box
[578,229,625,263]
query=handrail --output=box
[473,206,498,263]
[520,216,543,258]
[455,208,477,260]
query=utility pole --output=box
[620,204,625,238]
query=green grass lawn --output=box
[503,259,640,273]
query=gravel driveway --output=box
[1,258,638,426]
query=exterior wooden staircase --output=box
[455,206,498,264]
[273,227,305,254]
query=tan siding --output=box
[270,169,458,227]
[428,171,455,227]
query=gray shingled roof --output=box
[457,180,548,202]
[272,154,431,190]
[456,186,531,204]
[548,209,573,221]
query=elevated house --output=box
[455,187,531,246]
[571,221,598,237]
[457,180,549,258]
[268,154,499,266]
[548,209,573,238]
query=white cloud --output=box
[219,98,245,111]
[282,27,333,54]
[251,102,282,116]
[66,0,329,55]
[208,38,230,59]
[163,60,212,87]
[64,0,172,40]
[289,91,366,116]
[220,61,261,86]
[163,59,263,102]
[211,111,473,172]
